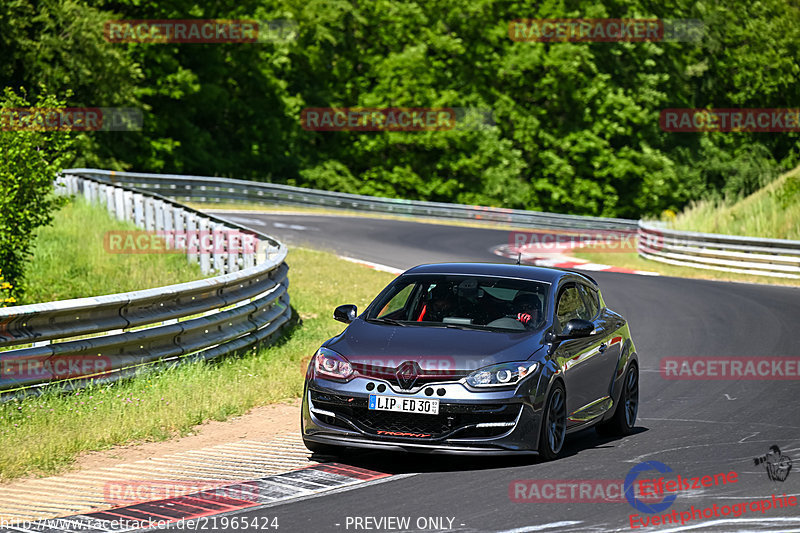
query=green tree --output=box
[0,0,144,170]
[3,0,799,219]
[0,88,75,298]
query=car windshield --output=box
[365,274,550,332]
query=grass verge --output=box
[670,164,800,240]
[19,197,205,305]
[0,247,394,482]
[572,164,800,286]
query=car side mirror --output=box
[545,319,595,343]
[560,319,595,339]
[334,304,357,324]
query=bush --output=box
[0,269,14,307]
[0,87,75,299]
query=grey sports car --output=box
[302,263,639,459]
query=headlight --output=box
[312,347,354,381]
[465,362,539,388]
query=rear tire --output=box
[538,382,566,461]
[596,363,638,437]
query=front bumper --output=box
[302,376,543,454]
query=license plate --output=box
[368,395,439,415]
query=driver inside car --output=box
[418,284,457,322]
[512,292,542,327]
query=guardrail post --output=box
[186,213,199,265]
[104,184,114,213]
[259,240,269,264]
[122,190,134,222]
[154,200,166,232]
[173,209,185,245]
[243,235,255,269]
[83,181,94,203]
[195,216,209,273]
[60,174,69,194]
[163,203,174,245]
[212,222,226,273]
[114,188,125,221]
[54,175,66,195]
[227,229,240,273]
[133,193,145,227]
[144,197,155,231]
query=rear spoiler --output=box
[556,268,599,286]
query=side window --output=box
[578,285,600,319]
[556,286,589,331]
[378,284,414,319]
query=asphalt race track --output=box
[163,212,800,533]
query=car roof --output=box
[402,262,597,286]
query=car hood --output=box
[325,319,546,372]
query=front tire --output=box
[597,363,638,437]
[538,381,566,461]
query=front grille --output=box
[350,363,469,389]
[310,391,520,439]
[359,410,452,436]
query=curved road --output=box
[171,212,800,533]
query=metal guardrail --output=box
[68,168,800,279]
[638,221,800,279]
[0,174,292,394]
[63,168,639,231]
[5,167,791,395]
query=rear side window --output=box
[556,286,589,331]
[578,285,600,319]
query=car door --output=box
[552,283,610,427]
[577,284,623,400]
